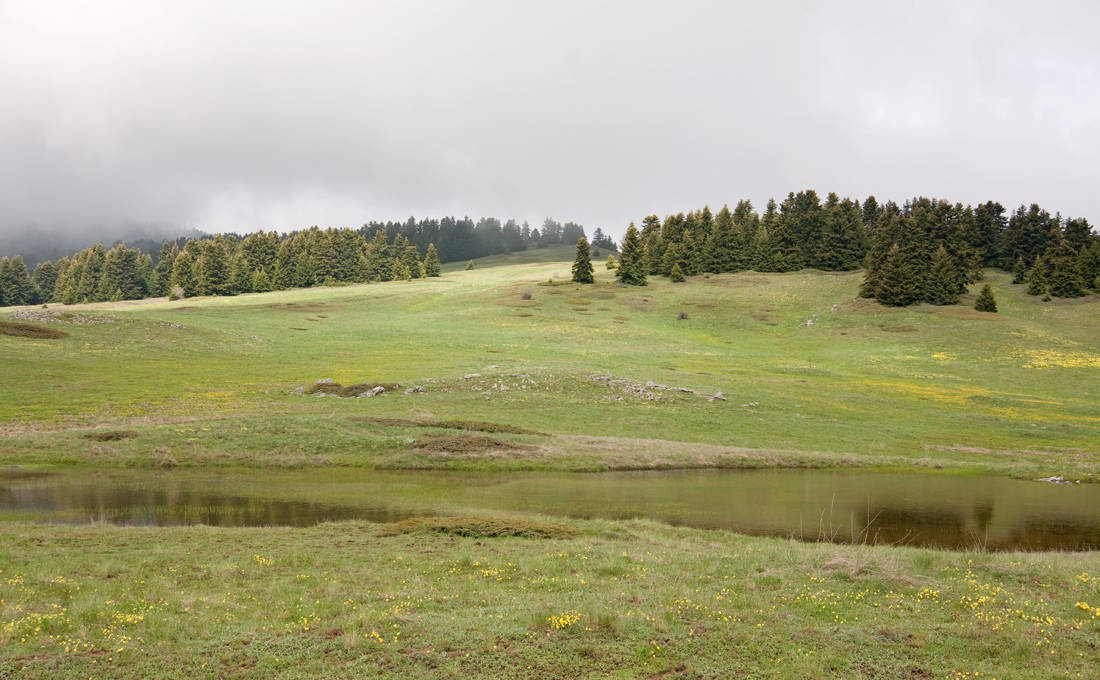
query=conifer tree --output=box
[363,232,391,282]
[1045,243,1087,298]
[1026,256,1048,296]
[706,204,736,273]
[2,256,35,305]
[77,244,106,302]
[171,244,199,296]
[295,251,317,287]
[229,253,252,294]
[423,243,441,277]
[639,215,663,274]
[1011,257,1027,284]
[272,241,297,289]
[974,285,997,312]
[605,255,616,270]
[571,237,594,283]
[195,240,231,295]
[102,245,146,300]
[875,244,921,306]
[616,223,646,285]
[401,244,422,279]
[925,245,961,305]
[31,260,58,304]
[251,268,273,293]
[669,263,685,282]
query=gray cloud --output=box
[2,0,1098,243]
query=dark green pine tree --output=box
[195,240,231,295]
[639,215,663,274]
[295,251,317,287]
[77,244,106,302]
[925,245,961,305]
[571,237,594,284]
[31,260,59,304]
[229,252,253,294]
[1045,242,1087,298]
[362,232,392,282]
[1077,242,1100,290]
[102,245,146,300]
[54,256,82,304]
[4,256,34,305]
[1011,257,1027,284]
[401,245,422,279]
[616,223,646,286]
[423,243,441,277]
[273,241,298,289]
[151,242,178,296]
[332,229,362,282]
[705,204,736,273]
[974,285,997,312]
[251,268,273,293]
[669,263,685,283]
[875,244,921,306]
[819,196,866,270]
[1026,254,1049,296]
[661,241,688,279]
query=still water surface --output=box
[2,467,1098,551]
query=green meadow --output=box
[1,246,1097,479]
[2,248,1099,678]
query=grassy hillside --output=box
[1,249,1098,480]
[3,251,1100,679]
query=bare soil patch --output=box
[82,430,139,441]
[414,434,532,454]
[0,321,69,339]
[378,516,579,539]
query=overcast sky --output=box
[2,1,1098,242]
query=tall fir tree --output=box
[31,260,59,304]
[423,243,441,277]
[615,223,646,286]
[925,245,962,305]
[571,237,594,284]
[875,244,921,306]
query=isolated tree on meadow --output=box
[605,255,616,270]
[571,237,594,284]
[974,285,997,312]
[615,223,646,286]
[669,263,686,282]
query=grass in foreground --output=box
[1,517,1097,679]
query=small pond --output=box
[2,467,1098,551]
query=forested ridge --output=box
[0,217,614,306]
[614,191,1099,305]
[1,192,1098,308]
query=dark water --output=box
[2,467,1098,551]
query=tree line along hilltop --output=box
[1,192,1097,307]
[0,217,615,306]
[603,192,1099,306]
